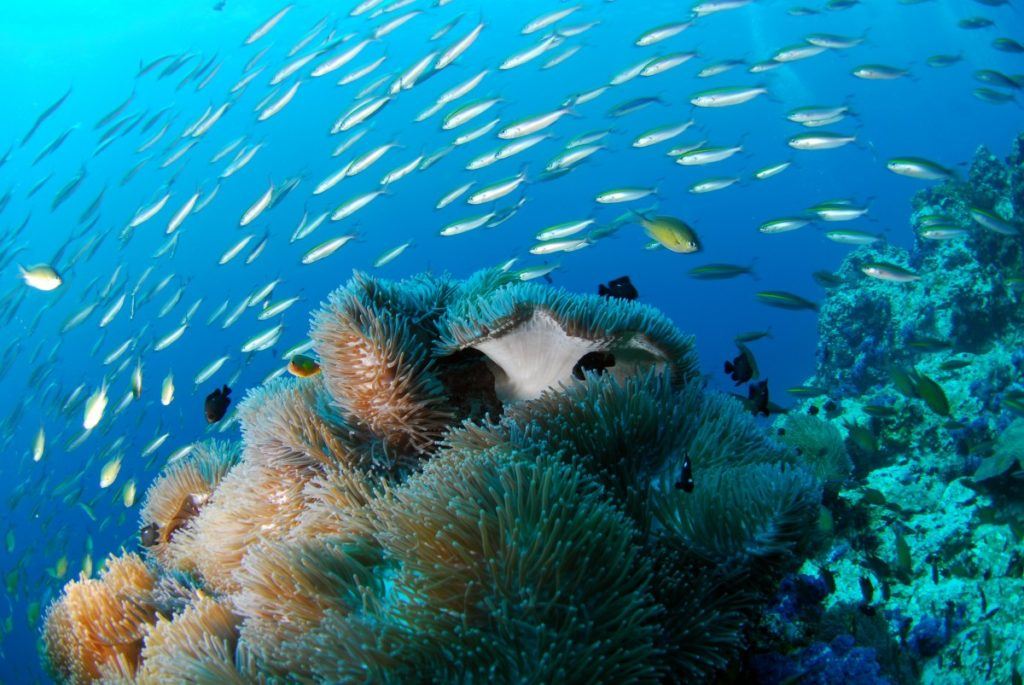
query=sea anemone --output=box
[653,463,821,571]
[777,414,852,490]
[171,377,371,593]
[499,373,792,527]
[647,543,752,682]
[138,440,240,571]
[136,596,245,684]
[312,272,458,457]
[504,370,684,476]
[674,389,791,472]
[233,535,386,677]
[44,269,823,683]
[498,371,686,525]
[169,458,309,594]
[43,553,158,682]
[280,608,418,682]
[290,464,384,541]
[437,271,699,402]
[372,444,662,682]
[237,375,364,473]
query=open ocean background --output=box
[0,0,1020,680]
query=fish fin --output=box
[627,208,649,224]
[748,262,760,281]
[763,86,785,105]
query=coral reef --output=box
[815,133,1024,394]
[749,634,890,685]
[750,134,1024,684]
[42,270,821,683]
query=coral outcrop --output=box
[43,269,822,683]
[752,134,1024,684]
[816,134,1024,394]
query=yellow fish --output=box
[288,354,321,378]
[640,215,702,253]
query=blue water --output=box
[0,0,1019,680]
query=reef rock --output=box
[770,134,1024,685]
[815,133,1024,394]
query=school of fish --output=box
[0,0,1020,662]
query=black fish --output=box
[724,343,758,385]
[572,351,616,380]
[214,0,226,10]
[140,523,160,548]
[205,384,232,423]
[858,575,875,615]
[674,453,694,492]
[598,275,638,300]
[748,380,770,416]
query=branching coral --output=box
[44,269,821,685]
